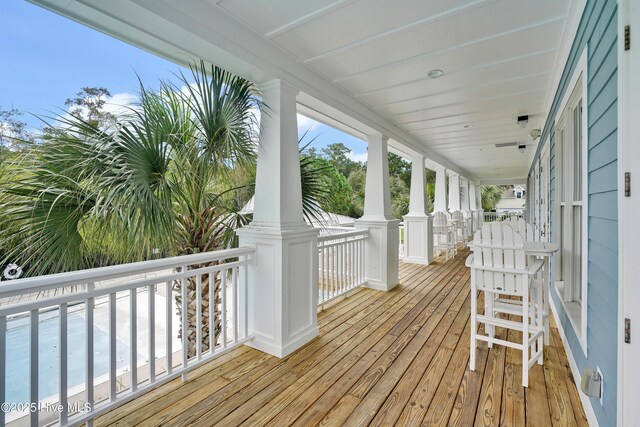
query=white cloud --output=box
[102,92,139,117]
[346,151,368,163]
[297,114,322,134]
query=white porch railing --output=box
[483,211,524,223]
[317,229,368,308]
[0,247,254,427]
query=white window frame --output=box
[553,47,588,354]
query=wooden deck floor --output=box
[97,247,588,427]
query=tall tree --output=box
[65,87,116,128]
[321,142,360,177]
[387,153,411,189]
[0,107,31,150]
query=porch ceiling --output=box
[29,0,581,182]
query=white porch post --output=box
[469,182,477,210]
[476,185,482,210]
[460,177,470,211]
[236,79,318,358]
[355,134,400,291]
[448,173,461,211]
[403,153,433,265]
[434,164,448,213]
[469,182,478,231]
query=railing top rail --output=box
[0,257,253,317]
[0,246,255,297]
[317,228,368,243]
[316,225,354,231]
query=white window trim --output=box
[553,46,588,355]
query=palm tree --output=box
[0,61,322,357]
[481,185,508,211]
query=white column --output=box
[469,182,478,231]
[355,134,400,291]
[448,173,461,211]
[460,177,470,212]
[236,79,318,358]
[403,153,433,265]
[469,182,477,211]
[433,165,448,213]
[476,185,483,226]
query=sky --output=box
[0,1,368,161]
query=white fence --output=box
[0,247,254,427]
[317,229,368,308]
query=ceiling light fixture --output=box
[427,69,444,79]
[463,124,473,129]
[517,115,529,128]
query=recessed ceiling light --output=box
[463,124,473,129]
[427,69,444,79]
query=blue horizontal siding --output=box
[589,160,618,193]
[533,1,619,426]
[589,130,617,170]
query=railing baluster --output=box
[360,238,364,284]
[330,245,334,298]
[129,289,137,392]
[165,281,172,375]
[30,309,39,426]
[195,273,202,361]
[337,242,341,295]
[109,293,117,401]
[221,270,227,349]
[232,266,238,343]
[340,241,345,294]
[209,271,214,353]
[86,283,94,414]
[319,244,324,306]
[181,265,188,379]
[59,304,68,424]
[243,260,249,339]
[148,284,155,382]
[0,316,5,427]
[350,240,355,292]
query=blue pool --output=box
[5,309,134,404]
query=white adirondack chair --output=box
[467,222,544,387]
[505,218,535,241]
[433,211,456,260]
[451,210,469,244]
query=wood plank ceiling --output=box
[210,0,574,181]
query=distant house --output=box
[496,184,526,212]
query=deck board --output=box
[96,247,587,427]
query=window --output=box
[554,49,588,351]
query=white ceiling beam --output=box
[263,0,356,39]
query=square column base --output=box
[355,218,400,291]
[236,225,319,358]
[402,214,434,265]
